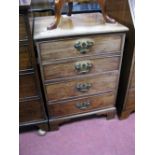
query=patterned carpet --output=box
[19,114,135,155]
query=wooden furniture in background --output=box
[105,0,135,118]
[33,13,128,130]
[118,51,135,119]
[19,0,48,131]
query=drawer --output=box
[43,56,120,81]
[19,45,32,70]
[48,92,115,118]
[19,74,38,99]
[19,99,45,123]
[125,89,135,109]
[19,15,28,40]
[46,71,118,102]
[39,34,122,62]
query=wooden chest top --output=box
[33,13,128,40]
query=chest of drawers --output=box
[19,0,48,131]
[34,13,128,130]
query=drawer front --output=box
[125,89,135,109]
[19,45,32,70]
[43,56,120,81]
[19,74,38,99]
[46,72,118,102]
[48,92,115,117]
[39,34,122,62]
[19,15,28,40]
[19,99,45,123]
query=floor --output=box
[19,114,135,155]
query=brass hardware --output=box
[74,39,94,54]
[76,83,92,92]
[75,60,93,74]
[75,101,91,110]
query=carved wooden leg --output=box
[47,0,65,30]
[67,2,73,16]
[97,0,116,23]
[106,111,116,120]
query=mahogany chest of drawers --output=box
[34,13,128,130]
[19,0,48,130]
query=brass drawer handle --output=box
[76,83,92,92]
[75,101,91,110]
[75,60,93,74]
[74,39,94,54]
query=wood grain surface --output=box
[45,71,118,102]
[19,74,38,98]
[48,92,115,117]
[19,15,28,40]
[124,88,135,109]
[33,13,128,40]
[130,64,135,88]
[42,56,120,81]
[19,99,45,122]
[39,34,122,62]
[19,45,32,70]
